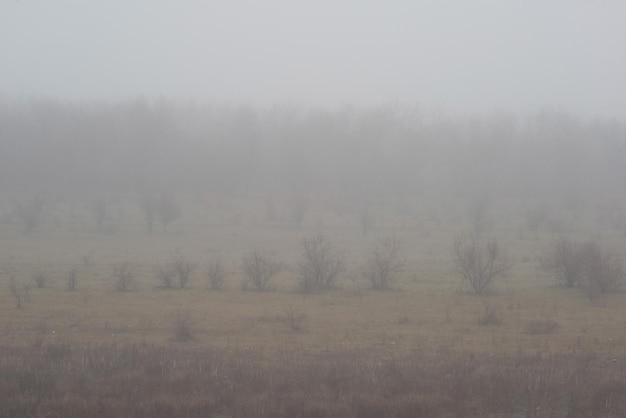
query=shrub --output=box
[242,249,283,291]
[541,235,583,288]
[364,235,405,290]
[112,261,136,292]
[278,305,308,333]
[453,234,514,295]
[298,234,345,293]
[155,255,196,289]
[206,257,226,290]
[31,270,48,288]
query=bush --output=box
[242,249,283,291]
[542,237,624,299]
[155,255,196,289]
[364,236,405,290]
[206,257,226,290]
[453,235,514,295]
[112,261,136,292]
[298,234,345,293]
[525,319,559,335]
[31,270,48,288]
[541,235,583,288]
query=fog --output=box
[2,1,625,118]
[1,2,626,230]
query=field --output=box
[2,195,626,417]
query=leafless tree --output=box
[365,235,406,290]
[453,234,514,295]
[241,248,283,291]
[359,206,374,236]
[31,269,48,288]
[206,257,226,290]
[66,267,78,291]
[10,276,30,308]
[298,234,345,292]
[541,235,583,288]
[92,198,107,231]
[14,196,46,232]
[155,255,195,289]
[112,261,136,292]
[291,195,309,228]
[579,241,624,299]
[156,194,181,232]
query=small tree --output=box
[298,234,345,293]
[453,235,514,295]
[31,269,48,288]
[156,194,181,232]
[66,267,78,291]
[155,263,176,289]
[241,248,283,291]
[541,235,583,288]
[291,195,309,229]
[206,257,226,290]
[14,196,46,232]
[580,241,624,298]
[92,198,107,231]
[10,276,30,309]
[365,236,406,290]
[171,255,196,289]
[112,261,136,292]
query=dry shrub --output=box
[477,300,502,326]
[525,319,559,335]
[241,248,282,291]
[278,305,308,332]
[206,257,226,290]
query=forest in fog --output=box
[1,100,624,209]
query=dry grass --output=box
[2,197,626,415]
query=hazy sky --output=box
[1,1,625,118]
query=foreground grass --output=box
[1,342,625,418]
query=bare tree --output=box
[14,196,46,232]
[359,206,374,236]
[541,235,583,288]
[298,234,345,292]
[453,235,514,295]
[9,276,30,308]
[112,261,136,292]
[140,195,156,233]
[92,198,107,232]
[206,257,226,290]
[156,194,181,232]
[66,267,78,291]
[155,255,195,289]
[241,248,283,291]
[291,195,309,229]
[579,241,624,298]
[365,235,406,290]
[31,269,48,288]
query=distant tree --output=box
[140,195,156,233]
[206,257,226,290]
[140,194,181,233]
[298,234,345,292]
[579,241,624,299]
[541,235,583,288]
[291,195,309,229]
[156,194,181,232]
[359,206,374,236]
[112,261,137,292]
[14,196,46,232]
[155,255,196,289]
[92,198,107,231]
[9,276,30,309]
[241,248,283,291]
[365,236,406,290]
[453,235,514,295]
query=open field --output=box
[1,196,626,416]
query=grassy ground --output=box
[1,197,626,416]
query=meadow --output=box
[1,194,626,417]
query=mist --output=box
[2,1,625,118]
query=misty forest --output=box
[2,99,626,417]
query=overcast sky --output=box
[1,1,625,118]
